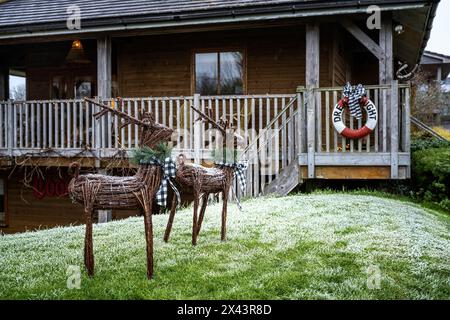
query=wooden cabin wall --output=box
[330,27,349,86]
[0,169,83,234]
[24,41,97,100]
[117,25,334,97]
[0,169,140,234]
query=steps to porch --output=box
[0,81,411,197]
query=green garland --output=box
[131,142,173,165]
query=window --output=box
[74,77,93,99]
[0,179,7,227]
[195,51,244,95]
[9,73,26,100]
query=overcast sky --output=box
[425,0,450,55]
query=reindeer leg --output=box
[84,205,94,277]
[163,195,177,243]
[195,193,209,240]
[141,189,154,280]
[192,190,200,246]
[221,188,229,242]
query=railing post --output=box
[390,80,399,179]
[306,86,316,179]
[94,97,102,165]
[404,85,411,178]
[7,99,13,157]
[193,94,202,164]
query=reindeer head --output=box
[139,111,174,149]
[191,105,244,149]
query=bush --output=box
[432,126,450,141]
[411,140,450,211]
[411,138,450,152]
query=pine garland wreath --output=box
[131,142,173,165]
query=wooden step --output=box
[263,161,301,196]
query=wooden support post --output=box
[379,14,394,157]
[193,94,202,164]
[7,100,13,157]
[97,36,112,99]
[390,80,399,179]
[404,86,411,178]
[436,66,442,81]
[96,36,112,223]
[306,87,316,179]
[305,22,319,179]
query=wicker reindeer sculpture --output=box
[68,98,174,279]
[164,106,247,246]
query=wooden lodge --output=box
[0,0,439,233]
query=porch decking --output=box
[0,81,411,197]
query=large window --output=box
[195,51,244,95]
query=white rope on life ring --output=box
[332,97,378,140]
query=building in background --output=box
[419,51,450,128]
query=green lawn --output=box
[0,193,449,300]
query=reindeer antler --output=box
[190,105,244,148]
[85,97,150,128]
[191,105,226,135]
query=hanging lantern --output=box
[65,40,91,64]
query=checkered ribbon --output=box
[343,83,366,120]
[141,157,180,208]
[215,160,249,210]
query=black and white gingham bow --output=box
[343,83,366,119]
[215,160,249,210]
[141,157,180,208]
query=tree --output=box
[410,68,444,126]
[10,84,26,101]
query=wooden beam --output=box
[97,36,112,99]
[306,86,315,179]
[379,16,393,84]
[96,36,113,223]
[305,23,319,179]
[306,22,320,87]
[298,152,410,167]
[341,20,383,60]
[390,80,399,179]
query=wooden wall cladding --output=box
[0,168,140,234]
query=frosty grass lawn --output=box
[0,192,449,300]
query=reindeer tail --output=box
[68,162,81,178]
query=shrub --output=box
[432,126,450,141]
[411,138,450,152]
[411,142,450,211]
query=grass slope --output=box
[0,193,449,300]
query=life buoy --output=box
[332,96,378,140]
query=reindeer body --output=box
[69,98,173,279]
[164,106,244,246]
[164,158,235,246]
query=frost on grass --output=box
[0,193,449,299]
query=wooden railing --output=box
[297,81,411,179]
[0,83,411,195]
[0,94,296,158]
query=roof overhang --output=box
[0,0,439,66]
[0,1,433,40]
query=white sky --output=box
[425,0,450,55]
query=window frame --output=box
[191,47,247,96]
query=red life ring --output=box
[332,96,378,140]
